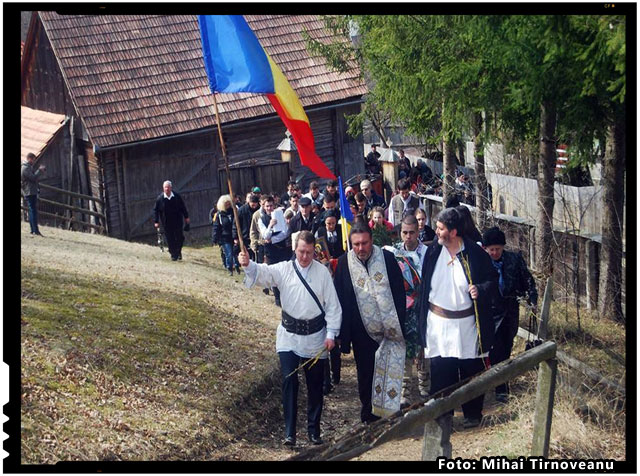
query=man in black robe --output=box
[333,222,407,423]
[154,180,190,261]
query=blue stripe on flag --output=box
[198,15,275,94]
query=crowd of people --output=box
[22,149,535,449]
[363,143,487,206]
[195,171,537,448]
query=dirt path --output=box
[20,223,514,461]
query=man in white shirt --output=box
[238,231,342,447]
[416,208,498,429]
[258,195,292,307]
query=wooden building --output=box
[21,13,367,240]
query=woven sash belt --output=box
[281,311,326,335]
[429,302,474,319]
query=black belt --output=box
[281,311,326,335]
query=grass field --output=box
[18,222,627,463]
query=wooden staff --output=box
[212,93,247,255]
[458,249,487,369]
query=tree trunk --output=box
[457,139,465,167]
[535,101,557,278]
[598,108,625,323]
[442,139,457,206]
[473,112,489,231]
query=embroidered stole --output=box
[347,246,406,417]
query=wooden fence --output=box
[375,145,622,239]
[21,182,107,234]
[289,340,558,461]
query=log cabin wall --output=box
[21,16,76,117]
[98,102,363,242]
[31,127,71,228]
[98,131,220,240]
[334,103,365,181]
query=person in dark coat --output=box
[213,194,241,275]
[483,226,538,402]
[315,210,345,260]
[364,144,381,174]
[313,194,341,235]
[416,207,498,429]
[289,196,316,234]
[280,180,298,210]
[315,210,344,394]
[154,180,190,261]
[233,193,261,261]
[322,179,340,207]
[21,152,46,235]
[360,179,386,211]
[333,222,407,423]
[415,208,436,244]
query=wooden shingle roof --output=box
[21,106,67,162]
[36,14,367,148]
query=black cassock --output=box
[153,192,189,260]
[333,249,407,423]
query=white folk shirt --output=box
[424,244,487,359]
[163,191,175,200]
[244,258,342,358]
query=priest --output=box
[333,221,407,423]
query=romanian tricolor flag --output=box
[198,15,336,180]
[338,175,353,251]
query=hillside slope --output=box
[18,223,626,463]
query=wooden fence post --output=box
[537,277,553,339]
[531,358,558,457]
[585,239,599,310]
[421,414,452,461]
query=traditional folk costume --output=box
[244,258,342,442]
[334,246,407,422]
[417,238,498,423]
[384,241,430,404]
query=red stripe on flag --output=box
[267,94,336,180]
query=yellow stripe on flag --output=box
[339,217,351,252]
[266,54,308,123]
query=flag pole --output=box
[212,92,247,256]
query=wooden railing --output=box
[21,183,107,234]
[289,340,559,461]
